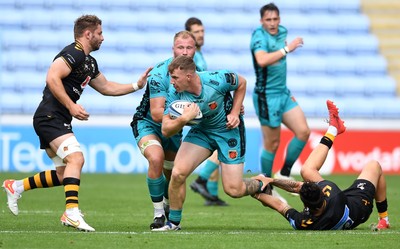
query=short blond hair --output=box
[168,55,196,74]
[173,30,196,44]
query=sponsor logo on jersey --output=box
[149,79,161,93]
[73,87,81,96]
[65,54,75,64]
[224,73,237,86]
[208,101,217,110]
[254,41,262,50]
[209,79,219,86]
[81,76,91,88]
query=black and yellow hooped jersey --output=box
[34,41,100,121]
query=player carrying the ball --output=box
[152,55,270,231]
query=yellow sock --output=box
[324,133,335,142]
[378,211,388,219]
[23,170,61,191]
[63,177,80,209]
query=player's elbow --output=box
[257,60,268,68]
[161,128,172,138]
[300,166,318,181]
[150,108,164,123]
[151,114,162,123]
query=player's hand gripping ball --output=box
[168,100,203,125]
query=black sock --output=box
[169,220,180,226]
[196,176,207,184]
[320,136,333,149]
[280,166,291,177]
[376,199,388,213]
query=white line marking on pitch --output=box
[0,230,399,235]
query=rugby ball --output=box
[168,100,203,125]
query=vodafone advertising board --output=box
[275,130,400,175]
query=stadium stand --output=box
[0,0,399,119]
[361,0,400,95]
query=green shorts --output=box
[252,89,298,127]
[183,119,246,164]
[130,118,181,153]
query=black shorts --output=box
[33,115,73,149]
[343,179,375,228]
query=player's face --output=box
[173,37,196,58]
[190,24,205,48]
[89,25,104,51]
[170,68,190,93]
[260,10,280,35]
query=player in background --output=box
[185,17,228,206]
[250,3,310,198]
[185,17,207,71]
[131,31,201,230]
[153,56,270,231]
[252,100,390,231]
[2,15,151,232]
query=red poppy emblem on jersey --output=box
[81,76,91,88]
[208,101,218,110]
[228,150,237,159]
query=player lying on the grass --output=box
[252,100,390,230]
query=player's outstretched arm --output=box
[90,67,152,96]
[253,193,293,217]
[271,179,303,194]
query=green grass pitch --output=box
[0,173,398,249]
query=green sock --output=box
[169,209,182,225]
[199,160,219,180]
[261,149,275,177]
[146,175,165,202]
[206,180,218,197]
[280,137,306,176]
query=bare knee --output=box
[64,152,84,169]
[264,139,280,152]
[171,169,188,186]
[223,185,243,198]
[146,154,165,175]
[357,160,383,186]
[55,166,66,182]
[364,160,382,175]
[298,127,311,141]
